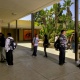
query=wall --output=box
[19,29,40,41]
[19,29,23,41]
[2,28,17,41]
[2,28,40,42]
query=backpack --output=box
[32,37,36,46]
[54,38,60,50]
[8,38,16,50]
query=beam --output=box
[31,13,34,49]
[75,0,78,61]
[16,20,18,44]
[8,23,10,32]
[0,20,2,32]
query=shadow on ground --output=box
[17,45,75,66]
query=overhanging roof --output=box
[0,0,60,26]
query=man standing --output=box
[32,34,39,56]
[5,33,14,65]
[55,35,59,42]
[59,30,67,65]
[0,33,6,62]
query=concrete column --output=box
[31,13,34,49]
[8,23,10,32]
[16,20,18,44]
[0,27,2,32]
[0,20,2,32]
[75,0,78,61]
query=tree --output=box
[34,0,74,42]
[34,8,55,40]
[63,0,74,29]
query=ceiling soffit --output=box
[0,0,60,25]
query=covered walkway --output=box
[0,43,80,80]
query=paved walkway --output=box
[0,43,80,80]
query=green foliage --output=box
[49,31,55,42]
[63,0,74,8]
[79,37,80,42]
[66,30,74,37]
[34,22,39,26]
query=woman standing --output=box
[43,34,49,57]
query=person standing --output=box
[32,34,39,56]
[70,32,75,53]
[59,30,67,65]
[5,33,14,65]
[43,34,49,57]
[0,33,6,62]
[55,35,58,42]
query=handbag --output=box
[43,43,50,48]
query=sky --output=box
[19,0,80,21]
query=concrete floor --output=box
[0,43,80,80]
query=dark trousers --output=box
[32,46,37,56]
[59,46,65,64]
[6,50,13,65]
[44,47,47,57]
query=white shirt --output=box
[55,36,58,42]
[33,37,39,46]
[5,37,14,52]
